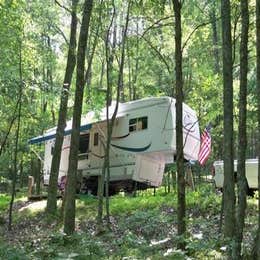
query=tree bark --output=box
[35,159,41,195]
[63,0,93,235]
[233,1,249,259]
[221,0,236,242]
[46,0,79,216]
[173,0,185,249]
[97,2,116,229]
[8,41,23,231]
[252,0,260,258]
[210,1,220,74]
[19,159,24,188]
[0,100,19,157]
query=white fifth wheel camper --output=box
[29,96,200,194]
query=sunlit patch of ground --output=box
[18,200,47,213]
[18,199,63,213]
[0,185,258,259]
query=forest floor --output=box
[0,183,258,259]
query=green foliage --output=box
[110,190,176,215]
[0,194,10,211]
[0,0,259,257]
[120,209,171,240]
[0,241,28,260]
[186,184,221,214]
[0,183,258,259]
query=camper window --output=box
[94,132,99,146]
[129,117,148,132]
[79,133,89,154]
[129,118,137,132]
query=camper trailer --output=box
[213,159,259,195]
[29,96,200,194]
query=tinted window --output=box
[140,117,148,129]
[129,116,148,132]
[79,134,89,154]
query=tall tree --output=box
[8,41,23,230]
[105,0,131,223]
[221,0,236,242]
[210,1,220,74]
[173,0,185,249]
[252,0,260,258]
[97,2,116,229]
[97,0,131,228]
[233,0,249,258]
[46,0,79,216]
[63,0,93,235]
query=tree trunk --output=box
[46,0,79,216]
[19,159,24,188]
[63,0,93,235]
[8,41,23,230]
[35,159,41,195]
[97,2,116,230]
[173,0,185,249]
[233,1,249,259]
[221,0,236,242]
[0,100,19,157]
[103,1,131,227]
[210,1,220,74]
[252,0,260,258]
[97,157,106,229]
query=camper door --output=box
[78,133,91,170]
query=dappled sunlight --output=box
[1,183,258,259]
[18,200,47,213]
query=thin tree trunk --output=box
[0,100,19,157]
[97,2,116,230]
[63,0,93,235]
[8,41,23,231]
[210,1,220,74]
[105,0,131,225]
[46,0,79,216]
[221,0,236,243]
[126,38,132,100]
[85,0,102,99]
[19,159,24,188]
[252,0,260,258]
[173,0,185,250]
[233,1,249,258]
[35,159,41,195]
[97,156,106,229]
[132,24,140,100]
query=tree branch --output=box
[52,24,69,45]
[54,0,72,14]
[182,20,212,51]
[140,34,172,75]
[142,15,174,37]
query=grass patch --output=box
[1,183,258,259]
[0,239,28,260]
[110,192,175,215]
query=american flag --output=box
[198,125,211,166]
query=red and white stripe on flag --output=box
[198,128,211,166]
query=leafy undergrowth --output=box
[0,194,10,211]
[0,184,258,259]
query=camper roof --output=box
[28,96,181,145]
[28,102,127,145]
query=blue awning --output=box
[28,123,92,145]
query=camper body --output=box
[29,97,200,193]
[213,159,259,193]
